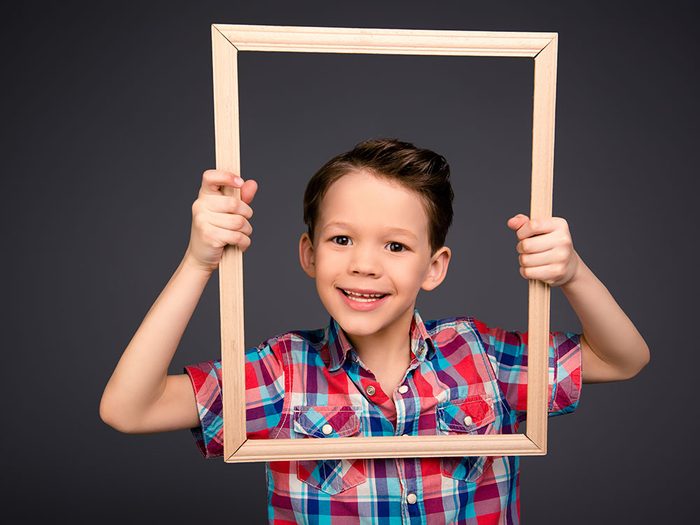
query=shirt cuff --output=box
[549,332,583,417]
[183,360,224,459]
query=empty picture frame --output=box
[212,23,559,463]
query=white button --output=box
[366,385,376,396]
[398,385,409,394]
[406,493,417,504]
[463,415,473,426]
[321,423,333,435]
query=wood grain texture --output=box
[214,23,555,57]
[527,36,558,453]
[211,25,247,458]
[210,23,558,463]
[234,434,542,463]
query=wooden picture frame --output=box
[212,23,558,463]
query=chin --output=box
[331,303,402,337]
[335,316,382,336]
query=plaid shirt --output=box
[184,308,582,524]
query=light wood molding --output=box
[211,23,558,463]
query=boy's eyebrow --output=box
[322,221,418,240]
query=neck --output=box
[345,306,415,372]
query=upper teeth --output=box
[345,290,384,298]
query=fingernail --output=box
[235,176,244,185]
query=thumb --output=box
[506,213,528,230]
[239,179,258,205]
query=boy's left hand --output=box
[506,214,580,287]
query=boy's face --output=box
[299,169,451,340]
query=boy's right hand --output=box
[184,169,258,273]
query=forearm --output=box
[561,252,650,376]
[100,251,213,428]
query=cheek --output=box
[314,251,343,274]
[402,262,430,289]
[313,260,338,286]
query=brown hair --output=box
[303,137,454,255]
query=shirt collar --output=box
[324,307,437,372]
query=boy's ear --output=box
[421,246,452,292]
[299,232,316,278]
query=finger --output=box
[506,214,529,234]
[239,179,258,205]
[518,247,557,267]
[516,231,557,254]
[201,194,254,219]
[514,217,555,241]
[199,169,244,196]
[519,264,557,284]
[209,224,252,251]
[207,212,253,237]
[507,213,528,225]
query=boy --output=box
[100,138,650,524]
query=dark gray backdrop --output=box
[3,1,697,523]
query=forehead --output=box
[317,170,429,237]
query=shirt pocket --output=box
[437,394,498,484]
[293,405,367,496]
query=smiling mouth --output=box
[338,288,389,301]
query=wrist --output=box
[561,251,588,292]
[181,251,216,277]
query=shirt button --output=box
[398,385,409,394]
[406,493,417,504]
[366,385,376,396]
[321,423,333,435]
[463,415,473,426]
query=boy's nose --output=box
[349,250,381,276]
[351,265,378,276]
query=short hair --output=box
[303,137,454,255]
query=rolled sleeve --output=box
[183,360,224,459]
[183,340,286,459]
[549,331,583,418]
[470,317,583,424]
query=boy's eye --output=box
[329,236,406,252]
[330,235,351,246]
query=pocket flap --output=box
[437,394,496,433]
[293,405,362,438]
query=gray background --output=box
[2,0,697,523]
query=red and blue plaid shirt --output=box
[184,308,582,524]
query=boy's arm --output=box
[99,252,213,433]
[100,169,256,434]
[507,214,650,384]
[561,252,650,383]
